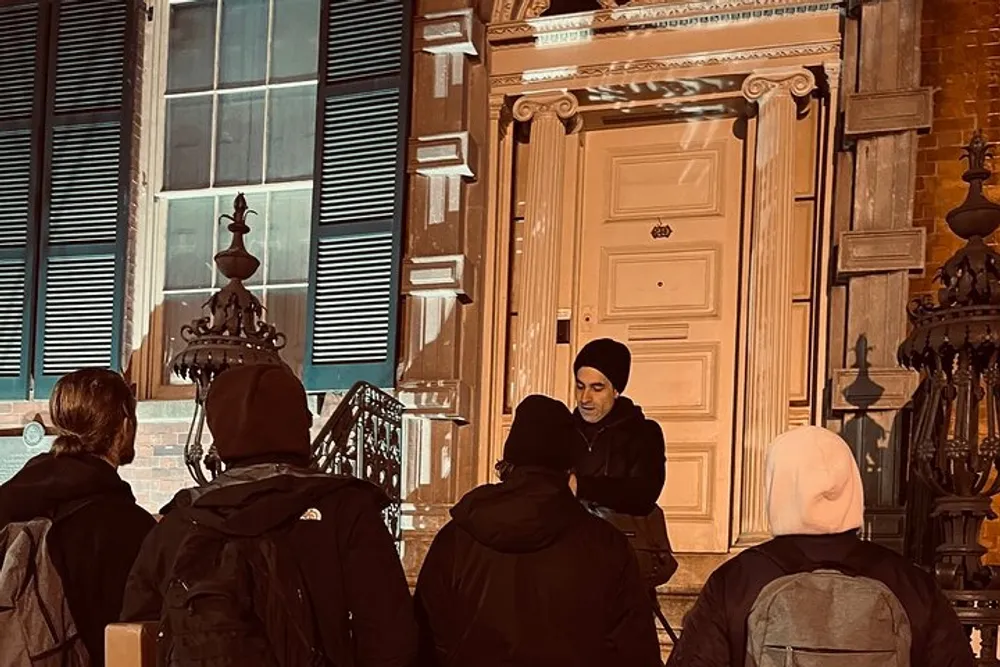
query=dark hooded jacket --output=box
[0,453,155,665]
[665,531,974,667]
[120,462,418,667]
[574,397,666,516]
[414,466,662,667]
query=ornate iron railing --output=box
[311,381,404,540]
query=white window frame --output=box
[131,0,317,400]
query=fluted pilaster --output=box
[510,91,579,404]
[737,67,817,545]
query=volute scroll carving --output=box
[741,67,817,102]
[512,91,580,123]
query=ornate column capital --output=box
[742,67,817,103]
[822,61,842,91]
[512,91,579,123]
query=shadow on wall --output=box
[839,334,911,552]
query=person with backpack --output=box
[666,425,974,667]
[120,364,417,667]
[571,339,677,636]
[0,368,156,667]
[415,394,662,667]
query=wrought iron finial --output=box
[215,193,260,282]
[962,129,993,173]
[170,193,289,484]
[945,130,1000,242]
[897,132,1000,628]
[904,132,1000,317]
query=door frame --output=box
[476,5,843,553]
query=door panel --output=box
[577,120,743,553]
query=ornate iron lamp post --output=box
[899,131,1000,663]
[171,194,290,484]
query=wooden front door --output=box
[575,119,744,553]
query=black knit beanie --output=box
[205,364,313,464]
[573,338,631,393]
[502,395,585,472]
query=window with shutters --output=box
[144,0,410,397]
[304,0,411,391]
[0,0,138,400]
[149,0,321,398]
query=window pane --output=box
[267,189,311,284]
[266,287,307,378]
[165,198,215,290]
[216,192,265,287]
[271,0,320,81]
[219,0,268,87]
[215,91,265,186]
[266,86,316,182]
[162,294,206,385]
[167,1,216,93]
[164,97,213,190]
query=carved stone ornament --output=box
[523,0,550,17]
[490,0,840,33]
[512,91,580,123]
[492,0,550,21]
[488,43,840,90]
[742,67,817,102]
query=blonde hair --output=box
[49,368,136,461]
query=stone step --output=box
[655,588,698,660]
[654,552,734,661]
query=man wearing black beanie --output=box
[572,338,677,642]
[415,394,661,667]
[572,338,666,517]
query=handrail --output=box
[311,381,404,540]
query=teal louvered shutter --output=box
[0,1,46,399]
[303,0,411,391]
[31,0,138,397]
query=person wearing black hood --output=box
[414,394,662,667]
[570,338,665,516]
[121,364,417,667]
[0,368,156,665]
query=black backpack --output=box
[157,510,332,667]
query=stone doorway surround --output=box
[396,0,853,580]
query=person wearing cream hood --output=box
[666,425,972,667]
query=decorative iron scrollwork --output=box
[311,382,404,540]
[898,131,1000,658]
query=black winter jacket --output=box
[0,453,156,666]
[414,467,662,667]
[121,463,418,667]
[666,532,974,667]
[574,397,666,516]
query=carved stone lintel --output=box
[742,66,817,103]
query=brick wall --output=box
[912,0,1000,560]
[1,396,344,515]
[121,3,144,369]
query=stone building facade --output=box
[0,1,999,638]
